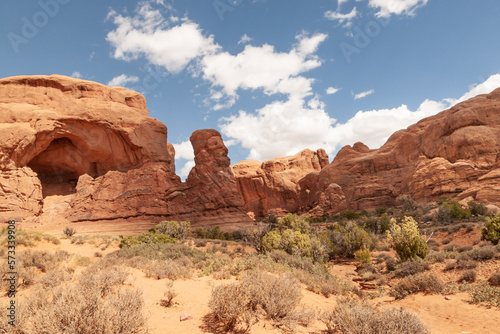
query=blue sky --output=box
[1,0,500,178]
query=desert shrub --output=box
[393,261,430,278]
[194,225,230,240]
[208,272,302,331]
[386,216,428,261]
[242,223,271,253]
[321,297,429,334]
[262,229,312,258]
[160,280,177,307]
[462,246,498,261]
[459,270,476,283]
[375,207,387,216]
[354,248,372,266]
[441,237,452,245]
[468,280,500,307]
[154,221,190,239]
[278,213,311,234]
[341,211,360,220]
[118,242,207,263]
[438,201,472,222]
[386,257,398,271]
[36,267,72,288]
[63,226,77,237]
[468,201,488,216]
[458,245,473,253]
[482,215,500,245]
[443,244,460,252]
[488,272,500,286]
[390,272,444,299]
[7,271,147,334]
[327,223,377,258]
[79,264,129,297]
[144,259,192,280]
[119,231,176,248]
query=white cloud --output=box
[106,3,219,74]
[201,32,327,106]
[107,74,140,87]
[172,140,194,160]
[354,89,375,100]
[220,74,500,162]
[88,52,95,62]
[71,71,82,79]
[172,140,195,179]
[325,7,358,25]
[326,87,340,95]
[220,98,337,161]
[329,99,446,149]
[369,0,429,18]
[452,74,500,104]
[238,34,252,44]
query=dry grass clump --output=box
[207,272,307,332]
[391,272,444,299]
[71,234,119,250]
[0,260,147,334]
[393,261,430,278]
[0,228,60,247]
[459,270,477,283]
[160,280,177,307]
[488,272,500,286]
[143,259,192,280]
[321,297,429,334]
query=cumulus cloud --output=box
[220,75,500,162]
[369,0,429,18]
[107,74,140,87]
[201,32,327,108]
[354,89,375,100]
[71,71,82,79]
[325,7,358,26]
[452,74,500,104]
[238,34,252,44]
[326,87,340,95]
[173,140,195,179]
[106,3,219,73]
[219,98,337,161]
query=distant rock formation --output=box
[299,88,500,215]
[0,75,251,229]
[231,149,329,217]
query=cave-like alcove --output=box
[27,137,97,197]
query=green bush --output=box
[278,213,310,234]
[262,229,312,258]
[154,221,190,239]
[328,223,377,258]
[386,216,428,261]
[468,280,500,307]
[438,201,471,222]
[119,232,176,248]
[354,248,372,266]
[468,201,488,216]
[482,215,500,245]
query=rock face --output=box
[0,75,251,229]
[299,88,500,214]
[231,149,329,217]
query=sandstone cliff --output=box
[0,75,251,229]
[298,88,500,215]
[231,149,329,217]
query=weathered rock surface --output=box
[231,149,329,217]
[0,75,251,229]
[299,88,500,215]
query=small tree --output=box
[482,215,500,245]
[277,213,310,234]
[63,226,76,237]
[386,216,428,261]
[155,221,190,239]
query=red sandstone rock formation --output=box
[231,149,329,217]
[299,88,500,215]
[0,75,251,229]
